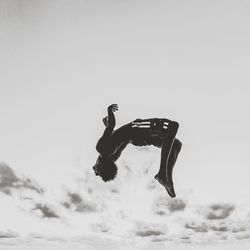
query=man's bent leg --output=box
[160,139,182,197]
[154,121,179,197]
[159,121,179,178]
[167,139,182,186]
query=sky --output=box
[0,0,250,199]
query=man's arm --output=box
[111,141,129,162]
[103,104,118,135]
[103,116,108,127]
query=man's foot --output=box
[154,173,176,198]
[154,173,166,186]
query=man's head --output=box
[93,155,117,182]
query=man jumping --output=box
[93,104,182,198]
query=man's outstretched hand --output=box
[108,104,118,112]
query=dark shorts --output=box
[127,118,173,147]
[131,118,171,137]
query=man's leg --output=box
[164,139,182,197]
[167,139,182,185]
[154,121,179,197]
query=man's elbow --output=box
[107,121,115,130]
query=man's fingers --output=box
[111,104,118,111]
[108,104,118,112]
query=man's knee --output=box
[174,138,182,151]
[169,121,179,134]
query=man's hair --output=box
[95,156,117,182]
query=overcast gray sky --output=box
[0,0,250,196]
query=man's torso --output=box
[96,118,171,158]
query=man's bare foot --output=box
[154,173,166,186]
[154,173,176,198]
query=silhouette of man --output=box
[93,104,182,198]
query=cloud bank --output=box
[0,148,250,246]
